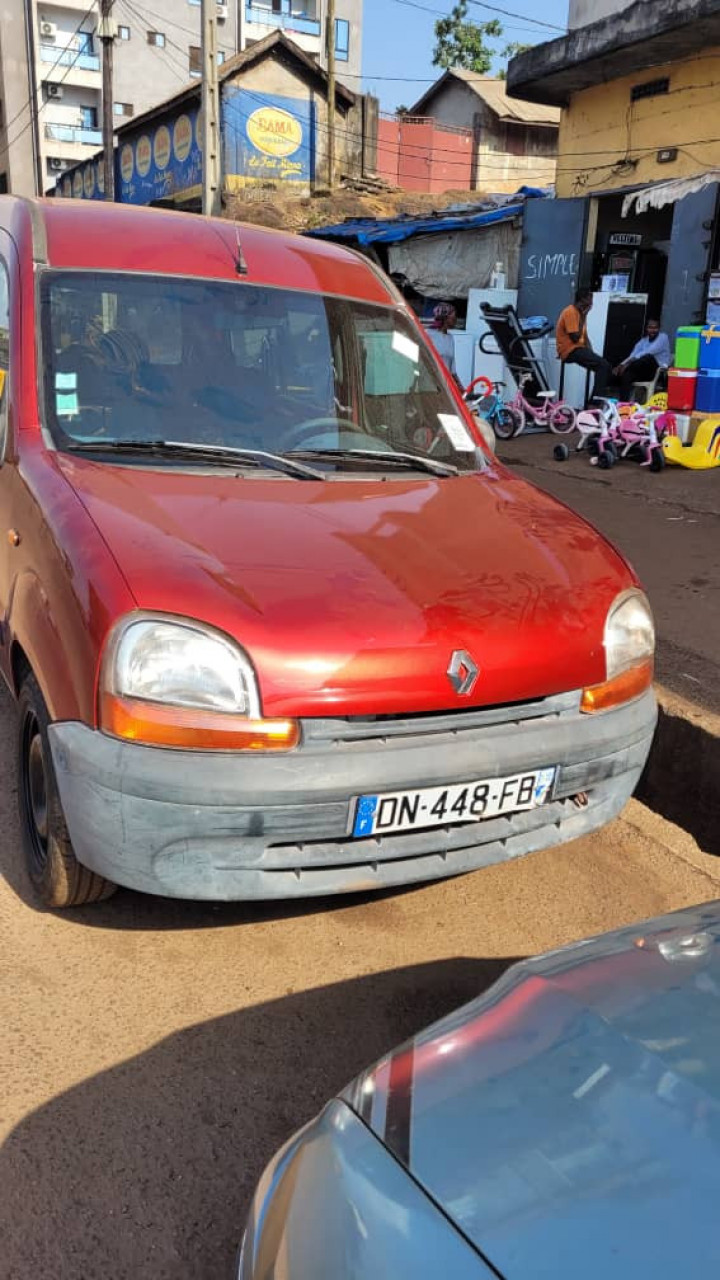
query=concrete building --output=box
[504,0,720,353]
[0,0,362,195]
[405,72,559,192]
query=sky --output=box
[361,0,570,112]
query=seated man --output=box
[556,289,612,403]
[613,319,671,400]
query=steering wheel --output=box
[277,417,361,452]
[464,375,493,402]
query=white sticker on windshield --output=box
[56,391,79,416]
[392,331,419,363]
[55,372,77,391]
[438,413,475,452]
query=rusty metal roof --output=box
[410,73,560,126]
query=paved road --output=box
[500,434,720,713]
[1,684,719,1278]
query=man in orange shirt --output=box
[556,289,612,402]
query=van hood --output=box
[59,457,634,718]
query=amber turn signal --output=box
[99,693,300,751]
[580,660,654,715]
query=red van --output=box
[0,198,656,907]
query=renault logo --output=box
[447,650,479,696]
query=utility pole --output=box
[201,0,221,216]
[326,0,336,191]
[23,0,43,196]
[98,0,116,201]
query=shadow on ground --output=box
[0,955,522,1279]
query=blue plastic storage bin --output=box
[695,369,720,413]
[700,325,720,372]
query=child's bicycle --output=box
[505,373,577,436]
[464,377,524,441]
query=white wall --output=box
[568,0,630,28]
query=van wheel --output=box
[17,674,116,908]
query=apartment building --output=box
[1,0,362,195]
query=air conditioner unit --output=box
[40,20,57,38]
[217,0,227,16]
[47,83,64,99]
[50,157,64,171]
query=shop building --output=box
[56,31,364,206]
[507,0,720,352]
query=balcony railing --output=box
[245,4,321,36]
[45,122,102,145]
[39,45,100,72]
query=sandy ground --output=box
[0,664,719,1276]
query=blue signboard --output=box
[117,105,202,206]
[57,156,105,201]
[56,88,318,204]
[222,89,315,190]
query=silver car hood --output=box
[345,900,720,1279]
[239,1099,495,1278]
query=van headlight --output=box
[603,590,655,680]
[581,590,654,714]
[99,615,299,750]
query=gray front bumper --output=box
[48,689,657,900]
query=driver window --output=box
[0,262,9,457]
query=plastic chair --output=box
[632,366,667,406]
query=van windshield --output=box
[40,272,480,472]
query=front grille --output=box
[302,690,579,748]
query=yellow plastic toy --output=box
[663,417,720,469]
[647,391,668,410]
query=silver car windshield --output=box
[40,272,480,472]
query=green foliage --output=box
[498,41,533,79]
[433,0,503,74]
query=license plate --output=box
[352,768,556,838]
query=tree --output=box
[433,0,503,74]
[498,41,533,79]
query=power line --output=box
[388,0,545,34]
[465,0,564,32]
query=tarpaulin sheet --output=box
[305,201,525,246]
[622,172,720,216]
[387,222,521,297]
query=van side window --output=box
[0,262,9,454]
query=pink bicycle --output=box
[501,373,577,437]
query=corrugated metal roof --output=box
[411,72,561,126]
[304,189,547,245]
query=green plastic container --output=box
[675,325,704,370]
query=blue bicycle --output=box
[464,377,523,441]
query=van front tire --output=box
[17,674,116,908]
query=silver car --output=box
[239,900,720,1278]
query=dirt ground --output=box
[498,432,720,714]
[1,663,719,1277]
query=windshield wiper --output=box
[288,447,460,477]
[63,439,325,481]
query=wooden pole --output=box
[327,0,336,191]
